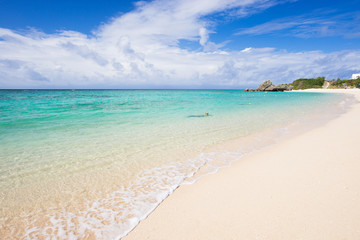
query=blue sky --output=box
[0,0,360,88]
[0,0,136,34]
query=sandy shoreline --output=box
[125,89,360,240]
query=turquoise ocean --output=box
[0,90,352,239]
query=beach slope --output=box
[125,89,360,240]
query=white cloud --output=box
[236,10,360,38]
[199,27,209,46]
[0,0,359,88]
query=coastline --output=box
[1,89,348,239]
[125,89,360,240]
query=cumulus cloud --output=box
[0,0,359,88]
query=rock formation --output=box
[256,81,293,92]
[257,80,274,91]
[273,84,293,91]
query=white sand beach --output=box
[125,89,360,240]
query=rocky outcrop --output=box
[244,88,255,91]
[287,85,294,91]
[273,84,293,91]
[256,81,293,92]
[257,80,274,91]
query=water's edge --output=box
[120,92,357,239]
[1,90,355,239]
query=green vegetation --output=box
[329,78,360,88]
[291,77,325,90]
[278,76,360,90]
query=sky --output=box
[0,0,359,89]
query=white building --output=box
[351,73,360,79]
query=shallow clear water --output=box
[0,90,348,239]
